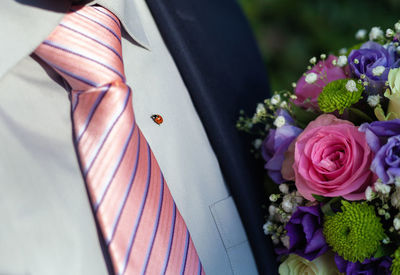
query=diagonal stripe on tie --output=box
[34,5,203,275]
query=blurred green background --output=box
[239,0,400,92]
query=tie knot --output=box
[35,5,125,90]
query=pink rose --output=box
[294,55,350,109]
[293,114,374,201]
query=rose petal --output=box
[294,115,373,200]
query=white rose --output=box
[389,68,400,95]
[279,252,340,275]
[385,68,400,120]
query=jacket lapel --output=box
[144,0,277,273]
[0,0,70,80]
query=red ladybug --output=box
[151,114,163,125]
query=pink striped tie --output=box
[34,5,204,275]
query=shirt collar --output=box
[89,0,150,50]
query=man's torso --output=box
[0,0,259,274]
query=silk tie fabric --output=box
[34,5,204,275]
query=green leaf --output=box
[373,246,386,258]
[321,203,335,217]
[312,194,328,202]
[321,197,342,217]
[348,107,373,123]
[290,102,319,128]
[373,244,392,258]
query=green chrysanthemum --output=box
[318,79,364,114]
[323,201,384,262]
[391,247,400,275]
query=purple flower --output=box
[348,41,400,93]
[285,205,329,261]
[261,109,302,184]
[372,135,400,184]
[335,254,392,275]
[360,119,400,183]
[359,119,400,152]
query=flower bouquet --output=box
[238,22,400,274]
